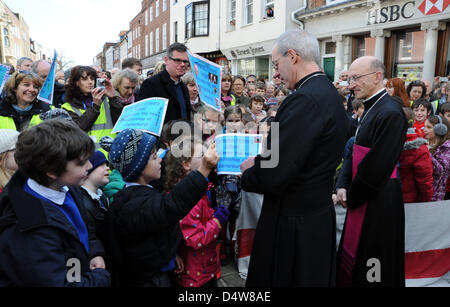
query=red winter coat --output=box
[398,132,433,203]
[175,192,221,287]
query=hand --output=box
[104,78,115,98]
[240,157,255,174]
[89,256,106,270]
[336,188,347,208]
[198,142,220,178]
[174,255,184,274]
[92,88,105,106]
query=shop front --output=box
[295,0,450,81]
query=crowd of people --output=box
[0,30,449,288]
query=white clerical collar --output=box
[81,186,103,201]
[27,178,69,206]
[364,88,386,102]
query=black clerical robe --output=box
[241,72,348,286]
[336,89,407,287]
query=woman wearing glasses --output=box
[0,71,51,131]
[231,75,250,108]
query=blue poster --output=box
[188,51,222,112]
[37,50,57,104]
[215,133,263,175]
[112,97,169,136]
[0,64,11,94]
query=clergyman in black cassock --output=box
[240,30,348,287]
[336,56,407,287]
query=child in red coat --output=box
[412,99,432,138]
[398,108,434,203]
[164,136,229,287]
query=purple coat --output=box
[431,140,450,201]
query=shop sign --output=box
[230,46,266,58]
[367,0,449,25]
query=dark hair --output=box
[242,113,255,125]
[122,57,142,69]
[274,87,288,97]
[167,42,188,58]
[250,95,266,109]
[256,82,266,90]
[427,115,450,154]
[15,120,95,187]
[407,80,427,100]
[233,75,246,87]
[160,120,195,149]
[65,66,97,103]
[411,98,432,113]
[260,116,275,123]
[440,102,450,115]
[224,105,243,121]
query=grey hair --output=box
[181,72,195,85]
[369,58,386,79]
[17,57,33,67]
[30,60,48,74]
[274,30,320,66]
[111,68,139,90]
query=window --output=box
[185,1,209,39]
[150,7,153,22]
[3,28,9,48]
[174,22,178,43]
[156,0,160,17]
[145,9,148,25]
[263,0,274,19]
[163,0,167,11]
[156,27,160,53]
[145,34,149,57]
[244,0,253,25]
[394,29,425,81]
[228,0,236,31]
[150,31,154,55]
[163,23,167,50]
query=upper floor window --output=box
[228,0,236,31]
[185,1,209,39]
[263,0,274,19]
[156,0,160,17]
[243,0,253,25]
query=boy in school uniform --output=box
[0,120,110,287]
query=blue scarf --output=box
[12,103,33,115]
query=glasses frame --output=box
[348,71,377,84]
[169,56,190,66]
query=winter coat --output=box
[104,170,208,287]
[431,140,450,201]
[0,97,51,131]
[0,171,110,287]
[175,192,221,287]
[136,68,191,124]
[398,132,434,203]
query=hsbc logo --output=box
[418,0,450,15]
[367,0,449,25]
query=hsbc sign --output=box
[367,0,449,25]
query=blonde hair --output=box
[0,152,14,189]
[111,68,139,90]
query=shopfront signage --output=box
[230,46,266,58]
[367,1,415,25]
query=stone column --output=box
[421,21,446,81]
[370,29,391,62]
[333,35,344,81]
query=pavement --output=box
[218,258,246,287]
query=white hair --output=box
[274,30,320,66]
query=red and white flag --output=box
[405,200,450,287]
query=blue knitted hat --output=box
[88,151,108,175]
[108,129,158,182]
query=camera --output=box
[339,81,349,87]
[96,78,106,89]
[439,77,448,83]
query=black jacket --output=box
[0,97,51,131]
[136,69,191,124]
[0,171,110,287]
[105,170,208,287]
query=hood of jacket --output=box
[403,137,428,151]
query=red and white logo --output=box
[418,0,450,15]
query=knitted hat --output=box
[39,108,73,122]
[0,129,20,154]
[108,129,158,182]
[88,151,108,175]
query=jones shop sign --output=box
[367,0,449,25]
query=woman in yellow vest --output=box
[0,71,51,131]
[61,66,123,149]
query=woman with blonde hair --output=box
[0,71,49,131]
[386,78,410,107]
[0,129,19,192]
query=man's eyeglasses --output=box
[169,57,190,66]
[348,72,377,84]
[272,50,299,71]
